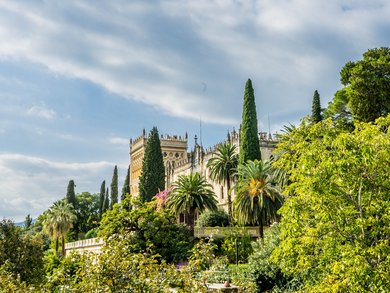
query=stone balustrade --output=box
[65,237,104,256]
[194,226,260,238]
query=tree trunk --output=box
[259,211,264,242]
[55,237,59,255]
[61,235,66,257]
[227,177,232,219]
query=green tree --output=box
[196,209,230,227]
[99,197,193,263]
[99,180,105,217]
[207,143,238,218]
[0,219,44,284]
[24,214,33,230]
[311,90,322,123]
[56,240,205,292]
[233,160,282,239]
[66,180,76,208]
[104,188,109,212]
[138,127,165,202]
[247,223,298,292]
[239,79,261,164]
[121,165,131,200]
[167,172,218,227]
[110,165,118,208]
[340,47,390,122]
[42,200,76,256]
[272,117,390,291]
[72,192,100,238]
[324,88,353,130]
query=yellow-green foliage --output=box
[272,116,390,292]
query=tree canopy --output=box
[340,47,390,122]
[138,127,165,202]
[239,79,261,164]
[207,142,238,218]
[167,172,218,226]
[272,116,390,291]
[233,160,282,238]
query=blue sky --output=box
[0,1,389,221]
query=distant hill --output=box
[15,218,37,227]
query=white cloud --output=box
[27,105,57,120]
[0,153,120,221]
[109,137,129,146]
[0,1,387,126]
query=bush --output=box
[196,209,230,227]
[220,233,253,264]
[99,197,194,263]
[248,223,300,292]
[229,264,257,293]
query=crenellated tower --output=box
[129,131,188,196]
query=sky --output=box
[0,0,389,222]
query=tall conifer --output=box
[121,165,130,200]
[66,180,76,208]
[99,180,105,217]
[138,127,165,202]
[239,79,261,164]
[110,165,118,208]
[104,188,109,211]
[311,90,322,123]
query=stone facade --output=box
[129,128,278,211]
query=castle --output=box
[129,128,278,211]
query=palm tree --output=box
[43,200,76,256]
[233,160,283,239]
[167,172,218,227]
[207,143,238,218]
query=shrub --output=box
[248,223,300,292]
[196,209,230,227]
[221,233,253,264]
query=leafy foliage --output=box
[324,88,354,130]
[340,47,390,122]
[71,192,100,239]
[221,233,253,264]
[207,143,238,217]
[138,127,165,202]
[239,78,261,164]
[0,219,44,285]
[99,197,193,263]
[50,241,207,292]
[248,223,299,292]
[272,116,390,291]
[196,209,230,227]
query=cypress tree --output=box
[121,165,130,200]
[99,180,105,217]
[66,180,76,208]
[110,165,118,208]
[239,79,261,164]
[312,90,322,123]
[138,127,165,202]
[104,188,110,211]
